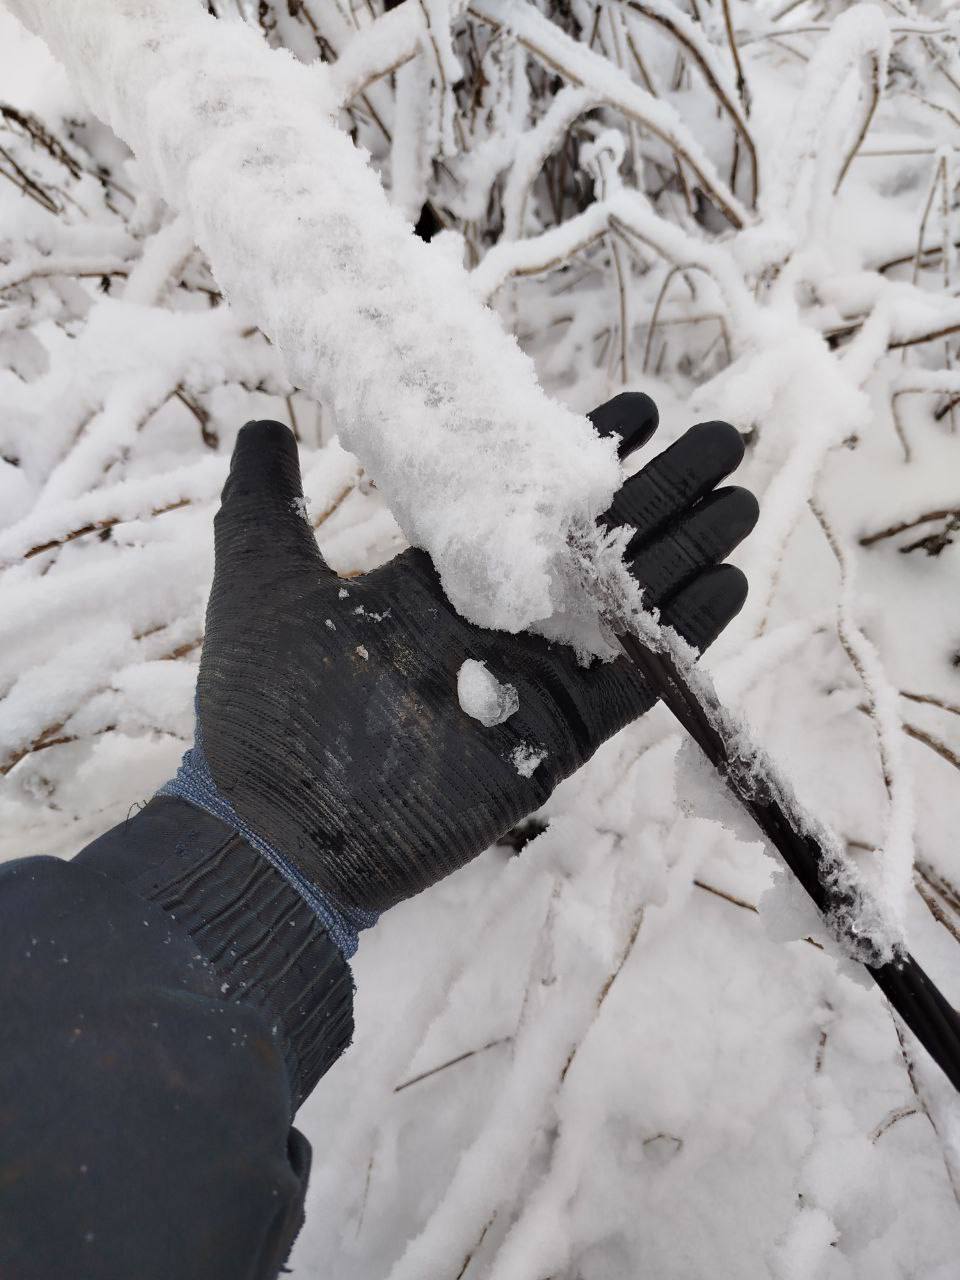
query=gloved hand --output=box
[164,393,757,953]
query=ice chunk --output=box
[457,659,519,727]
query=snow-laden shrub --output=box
[1,2,959,1275]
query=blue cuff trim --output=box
[158,718,377,959]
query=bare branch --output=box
[833,45,882,194]
[0,256,131,293]
[19,498,191,564]
[394,1037,511,1093]
[860,507,960,547]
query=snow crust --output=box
[457,659,519,728]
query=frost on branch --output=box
[3,2,960,1277]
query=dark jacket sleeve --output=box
[0,797,354,1280]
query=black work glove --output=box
[190,393,756,927]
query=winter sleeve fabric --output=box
[0,795,354,1280]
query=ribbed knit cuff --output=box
[75,796,354,1108]
[158,712,378,958]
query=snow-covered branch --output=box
[6,0,624,645]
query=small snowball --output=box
[325,618,336,631]
[457,659,519,727]
[511,743,547,777]
[338,587,349,599]
[356,644,369,660]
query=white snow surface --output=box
[2,4,960,1278]
[457,659,519,728]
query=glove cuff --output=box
[76,795,353,1108]
[158,714,378,957]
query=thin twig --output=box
[19,498,192,563]
[890,388,916,463]
[312,477,360,529]
[860,507,960,547]
[815,1000,833,1073]
[643,262,697,373]
[609,231,631,384]
[693,879,824,950]
[901,721,960,773]
[915,876,960,946]
[719,0,750,113]
[561,905,645,1082]
[354,1154,375,1239]
[879,238,960,275]
[900,691,960,718]
[455,1215,494,1280]
[0,258,131,293]
[870,1104,919,1143]
[394,1037,511,1092]
[285,393,300,441]
[694,878,759,914]
[912,155,946,287]
[174,387,218,449]
[811,499,894,794]
[0,723,117,775]
[0,629,202,778]
[0,143,62,214]
[890,322,960,351]
[891,1019,960,1206]
[833,47,882,194]
[917,862,960,918]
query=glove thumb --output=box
[213,419,326,580]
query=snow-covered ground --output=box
[1,2,959,1276]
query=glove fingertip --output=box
[588,392,659,459]
[229,417,299,473]
[212,418,327,575]
[222,419,303,508]
[684,420,746,476]
[662,563,748,654]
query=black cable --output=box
[618,631,960,1093]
